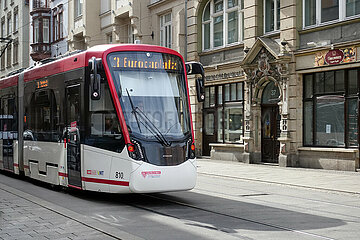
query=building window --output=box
[59,11,63,39]
[53,12,58,41]
[303,69,359,147]
[34,19,40,43]
[75,0,83,18]
[13,40,18,64]
[1,19,5,38]
[43,18,49,43]
[160,13,172,48]
[6,44,11,68]
[1,48,5,70]
[264,0,280,33]
[107,33,112,44]
[304,0,360,28]
[3,0,7,9]
[14,8,18,33]
[204,82,244,143]
[202,0,243,51]
[7,14,11,36]
[33,0,49,8]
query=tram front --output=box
[105,49,198,193]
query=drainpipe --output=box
[184,0,187,61]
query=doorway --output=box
[261,105,280,163]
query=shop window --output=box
[204,82,244,143]
[304,0,360,28]
[303,68,359,147]
[202,0,244,51]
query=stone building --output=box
[187,0,360,171]
[0,0,29,78]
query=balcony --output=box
[30,0,50,15]
[30,42,51,61]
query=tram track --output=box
[132,193,338,240]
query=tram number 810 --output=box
[115,171,124,179]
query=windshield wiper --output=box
[126,89,142,133]
[126,89,170,147]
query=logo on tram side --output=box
[141,171,161,178]
[87,170,104,176]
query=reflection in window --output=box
[264,0,280,33]
[303,68,359,147]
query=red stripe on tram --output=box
[82,177,130,186]
[58,172,68,177]
[68,184,82,190]
[24,165,30,169]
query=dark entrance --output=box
[202,110,216,156]
[66,84,82,188]
[261,81,281,163]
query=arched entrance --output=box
[261,81,281,163]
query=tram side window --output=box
[0,96,18,140]
[87,79,124,153]
[26,90,60,142]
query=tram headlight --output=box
[127,141,144,161]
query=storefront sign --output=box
[315,47,356,67]
[205,71,244,82]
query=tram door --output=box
[261,105,280,163]
[66,85,82,188]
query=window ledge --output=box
[209,143,244,148]
[300,17,360,34]
[298,147,358,153]
[200,42,244,56]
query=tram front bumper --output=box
[129,158,197,193]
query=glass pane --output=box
[228,0,238,8]
[262,81,280,104]
[204,87,210,108]
[228,11,238,44]
[224,84,230,101]
[335,70,345,92]
[321,0,339,23]
[214,0,224,13]
[217,108,223,142]
[348,69,358,95]
[304,74,313,99]
[165,13,171,23]
[224,105,243,142]
[210,86,216,106]
[231,83,237,101]
[324,71,334,92]
[265,0,275,32]
[304,101,313,145]
[213,15,223,47]
[315,72,324,94]
[315,95,344,147]
[218,86,223,105]
[204,113,215,135]
[347,98,358,147]
[203,23,210,50]
[346,0,360,17]
[204,3,210,21]
[237,83,243,100]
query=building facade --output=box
[0,0,29,78]
[186,0,360,171]
[29,0,69,65]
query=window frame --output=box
[264,0,280,34]
[160,12,172,49]
[303,0,360,29]
[202,0,244,51]
[303,68,360,148]
[203,82,244,143]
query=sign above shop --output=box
[315,47,356,67]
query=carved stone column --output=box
[243,78,254,163]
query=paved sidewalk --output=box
[0,182,143,240]
[197,158,360,195]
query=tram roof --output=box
[0,44,182,86]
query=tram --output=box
[0,44,205,193]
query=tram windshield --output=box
[107,52,191,143]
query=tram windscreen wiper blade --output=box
[134,107,171,147]
[126,88,142,133]
[125,88,170,147]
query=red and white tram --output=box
[0,44,204,193]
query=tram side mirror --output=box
[186,62,205,102]
[89,57,102,100]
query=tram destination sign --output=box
[108,52,182,72]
